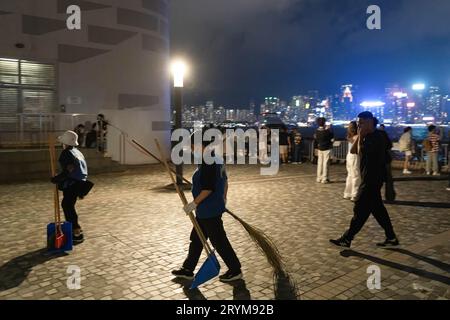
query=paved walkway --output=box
[0,164,449,300]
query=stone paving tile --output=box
[0,164,449,300]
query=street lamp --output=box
[171,59,188,185]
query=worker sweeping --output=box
[172,130,243,282]
[50,130,88,244]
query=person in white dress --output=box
[344,121,360,201]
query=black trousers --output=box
[384,163,396,201]
[448,172,450,188]
[292,145,302,162]
[344,186,396,241]
[183,216,241,273]
[62,184,81,230]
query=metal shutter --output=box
[20,60,55,87]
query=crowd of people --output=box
[398,125,442,176]
[72,114,108,152]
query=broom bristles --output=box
[226,210,298,300]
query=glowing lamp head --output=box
[171,60,187,88]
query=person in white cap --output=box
[51,130,88,243]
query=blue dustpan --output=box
[190,252,221,289]
[47,222,73,253]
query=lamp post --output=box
[171,60,187,185]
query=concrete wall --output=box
[105,108,171,164]
[0,0,171,162]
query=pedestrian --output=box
[424,125,440,176]
[314,117,334,183]
[447,172,450,191]
[378,123,396,202]
[259,126,269,164]
[279,126,290,164]
[343,121,360,201]
[330,112,399,248]
[172,130,242,282]
[73,124,85,147]
[50,131,88,244]
[96,114,108,153]
[399,127,413,174]
[291,128,303,164]
[85,123,97,148]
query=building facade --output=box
[0,0,171,163]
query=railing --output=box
[305,139,449,168]
[420,144,449,169]
[302,139,348,163]
[331,140,348,162]
[0,113,128,164]
[0,113,97,148]
[107,122,127,165]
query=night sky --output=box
[170,0,450,106]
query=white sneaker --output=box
[426,172,431,175]
[446,188,450,191]
[403,169,412,174]
[433,172,440,176]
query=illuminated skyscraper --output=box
[263,97,280,113]
[425,86,442,121]
[340,84,357,119]
[385,84,409,122]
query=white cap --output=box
[57,130,79,147]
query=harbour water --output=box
[297,125,450,142]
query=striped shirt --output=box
[428,133,440,153]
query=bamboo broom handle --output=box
[154,139,213,256]
[49,135,61,231]
[130,139,192,185]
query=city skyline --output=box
[178,81,450,125]
[180,81,450,109]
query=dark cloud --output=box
[171,0,450,105]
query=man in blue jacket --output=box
[172,131,242,282]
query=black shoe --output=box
[171,267,194,280]
[329,237,351,248]
[73,233,84,244]
[377,238,400,247]
[219,270,243,282]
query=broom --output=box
[224,208,297,299]
[48,135,66,249]
[133,139,298,299]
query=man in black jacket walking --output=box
[330,112,399,248]
[378,124,396,202]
